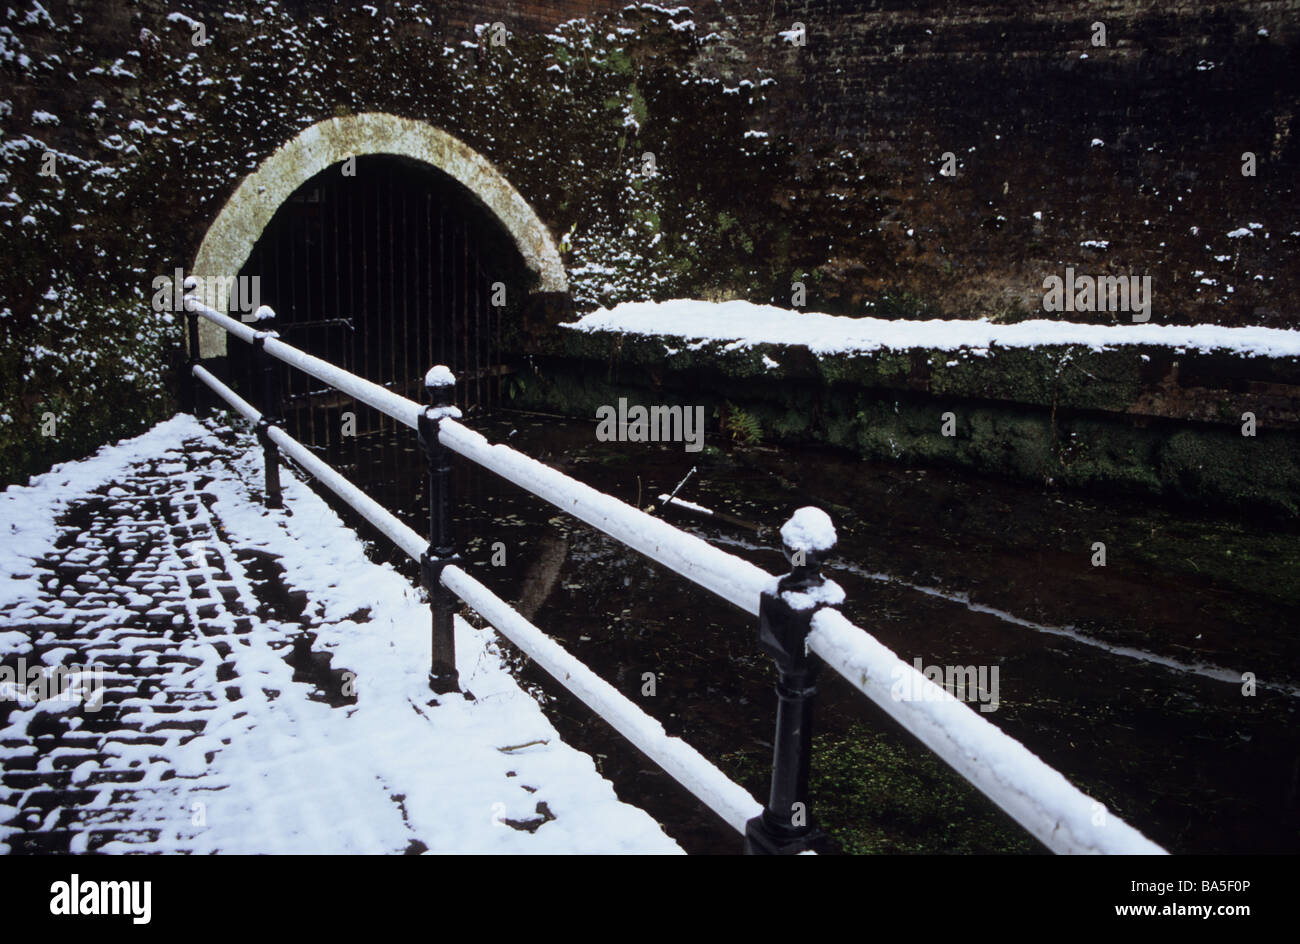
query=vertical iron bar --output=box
[331,169,341,462]
[361,163,370,433]
[288,202,298,443]
[426,194,435,379]
[306,195,318,453]
[450,213,456,384]
[389,172,396,404]
[439,199,445,368]
[346,164,359,472]
[402,178,411,401]
[274,209,289,440]
[320,183,329,456]
[375,166,384,435]
[410,182,420,402]
[303,193,312,337]
[465,224,470,413]
[494,270,501,407]
[475,257,483,411]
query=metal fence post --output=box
[744,508,840,855]
[251,305,283,509]
[182,276,203,417]
[418,365,461,694]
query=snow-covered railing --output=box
[187,336,763,838]
[189,298,422,429]
[186,295,1168,855]
[435,419,773,614]
[808,610,1166,855]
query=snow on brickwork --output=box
[0,416,679,854]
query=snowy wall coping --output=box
[564,300,1300,359]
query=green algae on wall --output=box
[522,329,1300,516]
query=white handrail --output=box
[192,296,775,616]
[809,609,1166,854]
[190,365,761,835]
[440,564,764,834]
[188,297,422,428]
[188,298,259,345]
[189,318,1169,854]
[192,365,259,424]
[437,418,776,615]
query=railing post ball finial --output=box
[252,305,278,335]
[778,506,837,591]
[425,365,456,407]
[744,506,842,855]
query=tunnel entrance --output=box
[234,154,531,450]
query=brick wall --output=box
[680,1,1299,324]
[436,0,627,31]
[1,0,1296,482]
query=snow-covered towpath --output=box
[0,415,679,854]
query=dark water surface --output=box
[309,408,1300,855]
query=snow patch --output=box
[780,506,836,553]
[425,365,456,387]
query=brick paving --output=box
[0,415,678,854]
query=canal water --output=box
[311,408,1300,855]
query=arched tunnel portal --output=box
[190,113,569,451]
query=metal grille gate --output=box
[236,155,517,457]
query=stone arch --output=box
[191,112,567,356]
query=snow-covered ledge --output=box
[191,113,568,357]
[565,300,1300,359]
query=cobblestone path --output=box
[0,415,678,854]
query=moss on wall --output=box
[522,330,1300,516]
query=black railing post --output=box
[251,305,283,509]
[418,365,461,694]
[182,276,203,417]
[744,508,840,855]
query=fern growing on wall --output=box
[719,402,762,447]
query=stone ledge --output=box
[550,327,1300,430]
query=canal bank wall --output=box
[516,304,1300,517]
